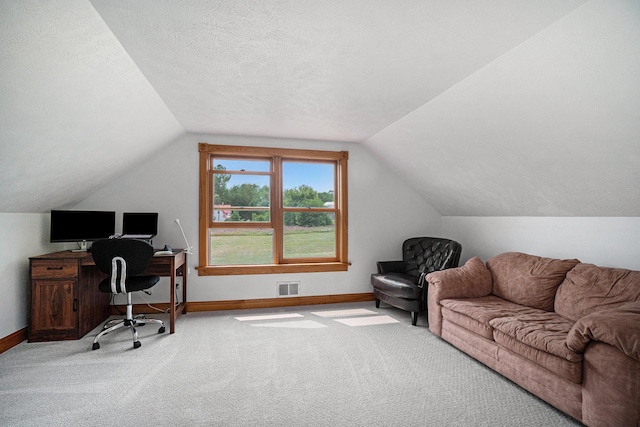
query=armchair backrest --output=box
[402,237,461,277]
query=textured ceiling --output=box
[90,0,588,142]
[1,0,639,216]
[0,0,183,213]
[367,0,640,215]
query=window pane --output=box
[210,228,273,265]
[283,162,334,208]
[214,174,270,208]
[283,221,336,259]
[214,159,270,172]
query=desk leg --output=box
[169,264,176,334]
[168,254,187,334]
[181,263,187,314]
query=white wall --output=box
[6,139,640,340]
[443,216,640,270]
[0,213,58,339]
[75,133,443,303]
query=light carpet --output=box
[0,302,582,426]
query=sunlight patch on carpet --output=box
[235,313,304,321]
[311,308,377,318]
[251,320,327,329]
[334,315,399,326]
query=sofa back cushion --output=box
[555,263,640,321]
[486,252,580,311]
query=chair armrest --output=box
[426,257,493,301]
[426,257,493,336]
[566,301,640,362]
[376,261,406,274]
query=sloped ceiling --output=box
[367,0,640,215]
[1,0,638,216]
[0,0,184,213]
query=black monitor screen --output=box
[50,210,116,242]
[122,212,158,236]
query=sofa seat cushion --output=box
[440,296,542,340]
[490,313,579,361]
[371,273,421,299]
[490,313,583,383]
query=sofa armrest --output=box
[426,257,492,336]
[376,261,406,274]
[582,342,640,427]
[566,301,640,362]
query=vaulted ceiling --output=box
[1,0,638,215]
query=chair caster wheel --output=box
[92,342,100,350]
[159,326,166,334]
[133,341,141,349]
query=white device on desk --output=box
[154,245,173,256]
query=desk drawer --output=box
[144,264,170,275]
[31,260,78,279]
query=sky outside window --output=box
[283,162,334,193]
[215,159,334,193]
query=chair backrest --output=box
[91,238,155,276]
[402,237,462,277]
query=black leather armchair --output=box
[371,237,461,325]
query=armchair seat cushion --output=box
[371,273,422,299]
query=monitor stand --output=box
[71,241,89,252]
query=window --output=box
[198,143,349,275]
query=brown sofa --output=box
[426,252,640,427]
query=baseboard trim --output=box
[188,293,376,312]
[0,327,27,354]
[111,293,375,315]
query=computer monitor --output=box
[121,212,158,239]
[50,210,116,251]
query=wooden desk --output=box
[29,249,187,342]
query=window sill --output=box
[197,262,350,276]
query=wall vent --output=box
[277,281,300,297]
